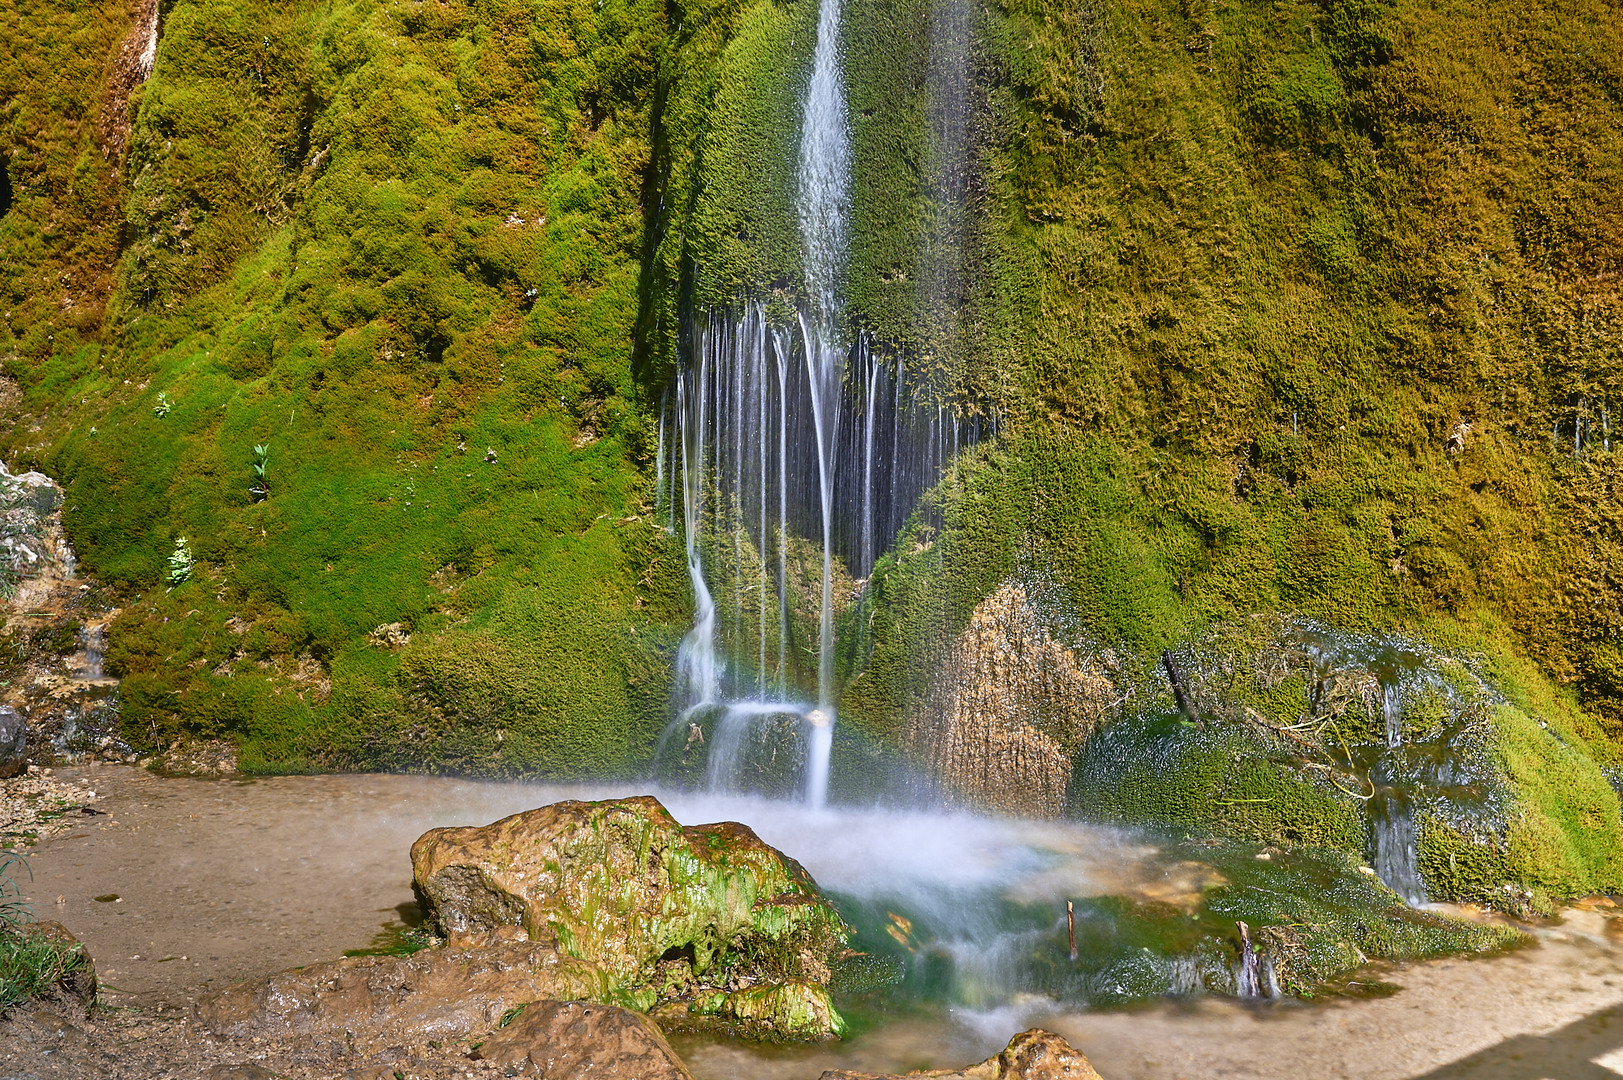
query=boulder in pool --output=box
[411,795,851,1039]
[820,1029,1105,1080]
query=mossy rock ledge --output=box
[411,795,851,1040]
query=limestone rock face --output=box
[411,795,851,1038]
[196,940,611,1047]
[907,581,1119,817]
[820,1029,1104,1080]
[473,1000,696,1079]
[0,706,26,778]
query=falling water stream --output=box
[659,0,982,806]
[1371,681,1426,905]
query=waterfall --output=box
[1371,681,1426,905]
[661,307,980,797]
[794,0,853,808]
[658,0,986,805]
[797,0,851,328]
[75,623,106,682]
[675,364,720,722]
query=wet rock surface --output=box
[1074,616,1623,917]
[905,579,1121,818]
[0,462,123,773]
[820,1029,1104,1080]
[0,705,27,777]
[412,795,851,1038]
[473,999,697,1078]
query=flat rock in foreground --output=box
[412,794,850,1038]
[196,939,609,1047]
[473,999,696,1079]
[821,1029,1104,1080]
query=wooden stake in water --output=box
[1067,900,1077,961]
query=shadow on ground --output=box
[1411,1002,1623,1079]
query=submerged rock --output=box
[473,1000,696,1079]
[820,1029,1104,1079]
[412,795,851,1039]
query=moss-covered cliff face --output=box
[1,0,690,771]
[1,0,1621,807]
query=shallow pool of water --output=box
[16,766,1623,1079]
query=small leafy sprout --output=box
[250,444,270,501]
[153,392,173,418]
[168,536,193,587]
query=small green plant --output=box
[341,922,437,958]
[249,444,270,501]
[167,536,193,587]
[153,392,173,418]
[1,849,90,1010]
[0,850,31,927]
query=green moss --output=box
[1073,713,1365,850]
[7,0,1623,797]
[1492,703,1623,905]
[680,981,847,1040]
[3,0,687,771]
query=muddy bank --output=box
[8,768,1623,1079]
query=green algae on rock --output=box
[1071,617,1623,914]
[411,794,851,1039]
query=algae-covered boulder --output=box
[412,795,851,1039]
[1072,617,1623,914]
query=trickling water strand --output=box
[798,310,843,774]
[1372,679,1426,904]
[863,344,880,576]
[1382,681,1402,749]
[676,357,719,717]
[775,327,790,694]
[798,0,851,325]
[1372,788,1425,905]
[76,624,105,681]
[655,400,665,526]
[759,330,770,694]
[794,0,852,809]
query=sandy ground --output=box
[8,764,1623,1080]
